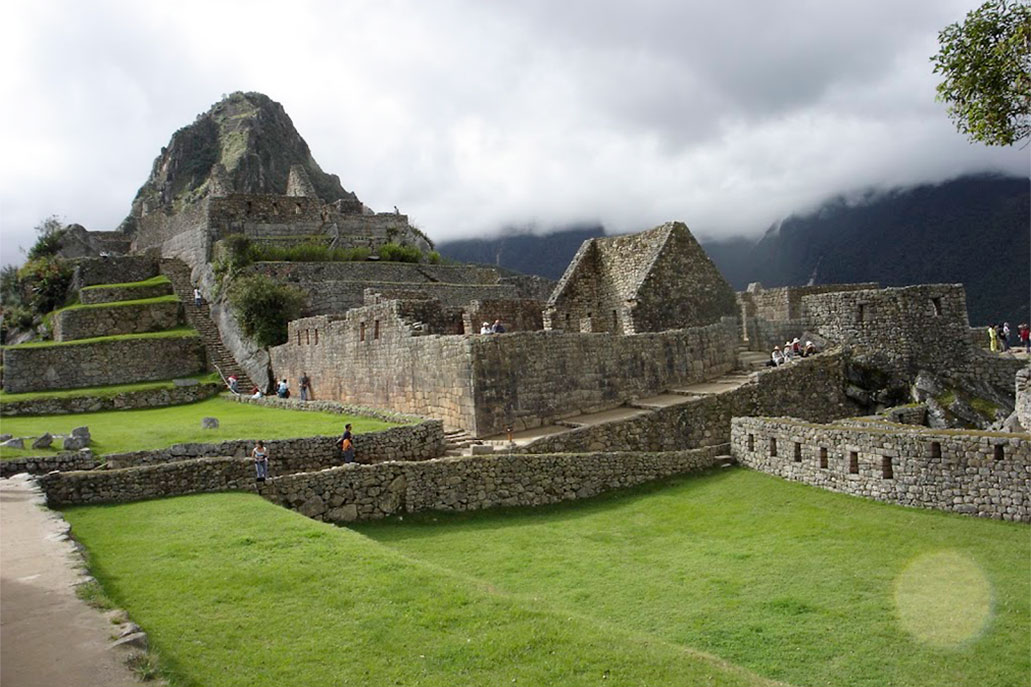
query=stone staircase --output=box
[443,428,484,457]
[160,259,258,392]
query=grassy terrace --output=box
[0,396,397,459]
[64,470,1028,687]
[53,294,180,313]
[80,275,171,291]
[2,326,198,349]
[0,374,220,403]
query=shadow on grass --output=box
[351,465,742,540]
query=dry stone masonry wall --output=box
[53,300,183,342]
[2,335,206,393]
[80,279,173,305]
[70,256,159,289]
[731,416,1029,521]
[1,381,221,417]
[0,451,96,479]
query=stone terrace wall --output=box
[40,446,721,516]
[1,381,221,417]
[263,447,723,522]
[80,279,173,305]
[731,416,1030,521]
[2,335,206,393]
[53,300,182,341]
[802,284,971,375]
[305,282,518,314]
[104,420,444,470]
[271,314,737,436]
[70,256,158,289]
[0,451,96,478]
[523,351,861,453]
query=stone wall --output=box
[1,381,221,417]
[1017,367,1031,430]
[731,416,1030,521]
[40,446,721,516]
[131,200,211,260]
[2,335,206,393]
[70,256,159,289]
[0,450,96,478]
[104,420,444,470]
[802,284,972,376]
[522,351,861,453]
[737,282,879,351]
[53,300,183,342]
[80,279,173,305]
[461,299,544,334]
[271,309,738,436]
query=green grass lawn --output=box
[2,326,198,349]
[64,493,774,687]
[0,396,397,458]
[63,470,1029,687]
[53,293,180,313]
[80,275,171,291]
[0,374,220,403]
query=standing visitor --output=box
[336,423,355,464]
[277,378,289,398]
[988,325,999,352]
[252,440,269,482]
[491,319,506,334]
[1001,322,1011,351]
[1020,323,1030,353]
[299,372,311,401]
[193,287,202,307]
[227,375,239,394]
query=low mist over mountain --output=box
[439,175,1029,326]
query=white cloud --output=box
[0,0,1025,263]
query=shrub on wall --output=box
[17,257,73,316]
[378,242,422,263]
[228,274,306,348]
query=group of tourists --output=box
[988,322,1030,353]
[230,373,312,400]
[250,422,357,481]
[768,337,817,367]
[479,319,507,334]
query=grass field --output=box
[0,396,398,459]
[0,374,220,402]
[64,470,1030,687]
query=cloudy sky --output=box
[1,0,1026,263]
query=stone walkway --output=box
[0,475,139,687]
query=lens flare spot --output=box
[893,550,992,648]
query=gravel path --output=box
[1,474,139,686]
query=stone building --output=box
[543,221,738,334]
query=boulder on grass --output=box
[201,417,219,429]
[31,433,53,449]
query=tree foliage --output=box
[26,215,67,260]
[228,274,306,348]
[931,0,1031,146]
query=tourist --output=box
[1020,323,1030,353]
[277,378,289,398]
[193,286,202,307]
[988,325,998,352]
[336,423,355,464]
[252,440,269,482]
[791,338,802,357]
[480,321,492,334]
[250,386,263,399]
[491,319,506,334]
[227,375,239,394]
[299,372,311,401]
[1001,322,1011,351]
[804,340,817,357]
[769,346,784,367]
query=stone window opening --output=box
[246,200,253,214]
[565,312,571,330]
[849,451,859,474]
[295,202,303,215]
[881,455,893,479]
[374,320,380,340]
[930,441,941,459]
[769,437,777,457]
[994,444,1004,461]
[748,434,754,452]
[359,322,366,342]
[305,329,310,345]
[931,297,942,316]
[857,303,866,323]
[271,201,279,214]
[612,309,618,331]
[793,442,802,462]
[314,329,319,345]
[296,330,301,345]
[819,447,828,469]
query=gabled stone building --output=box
[543,221,738,334]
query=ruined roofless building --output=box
[544,221,739,334]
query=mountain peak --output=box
[118,92,358,233]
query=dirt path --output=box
[0,474,139,687]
